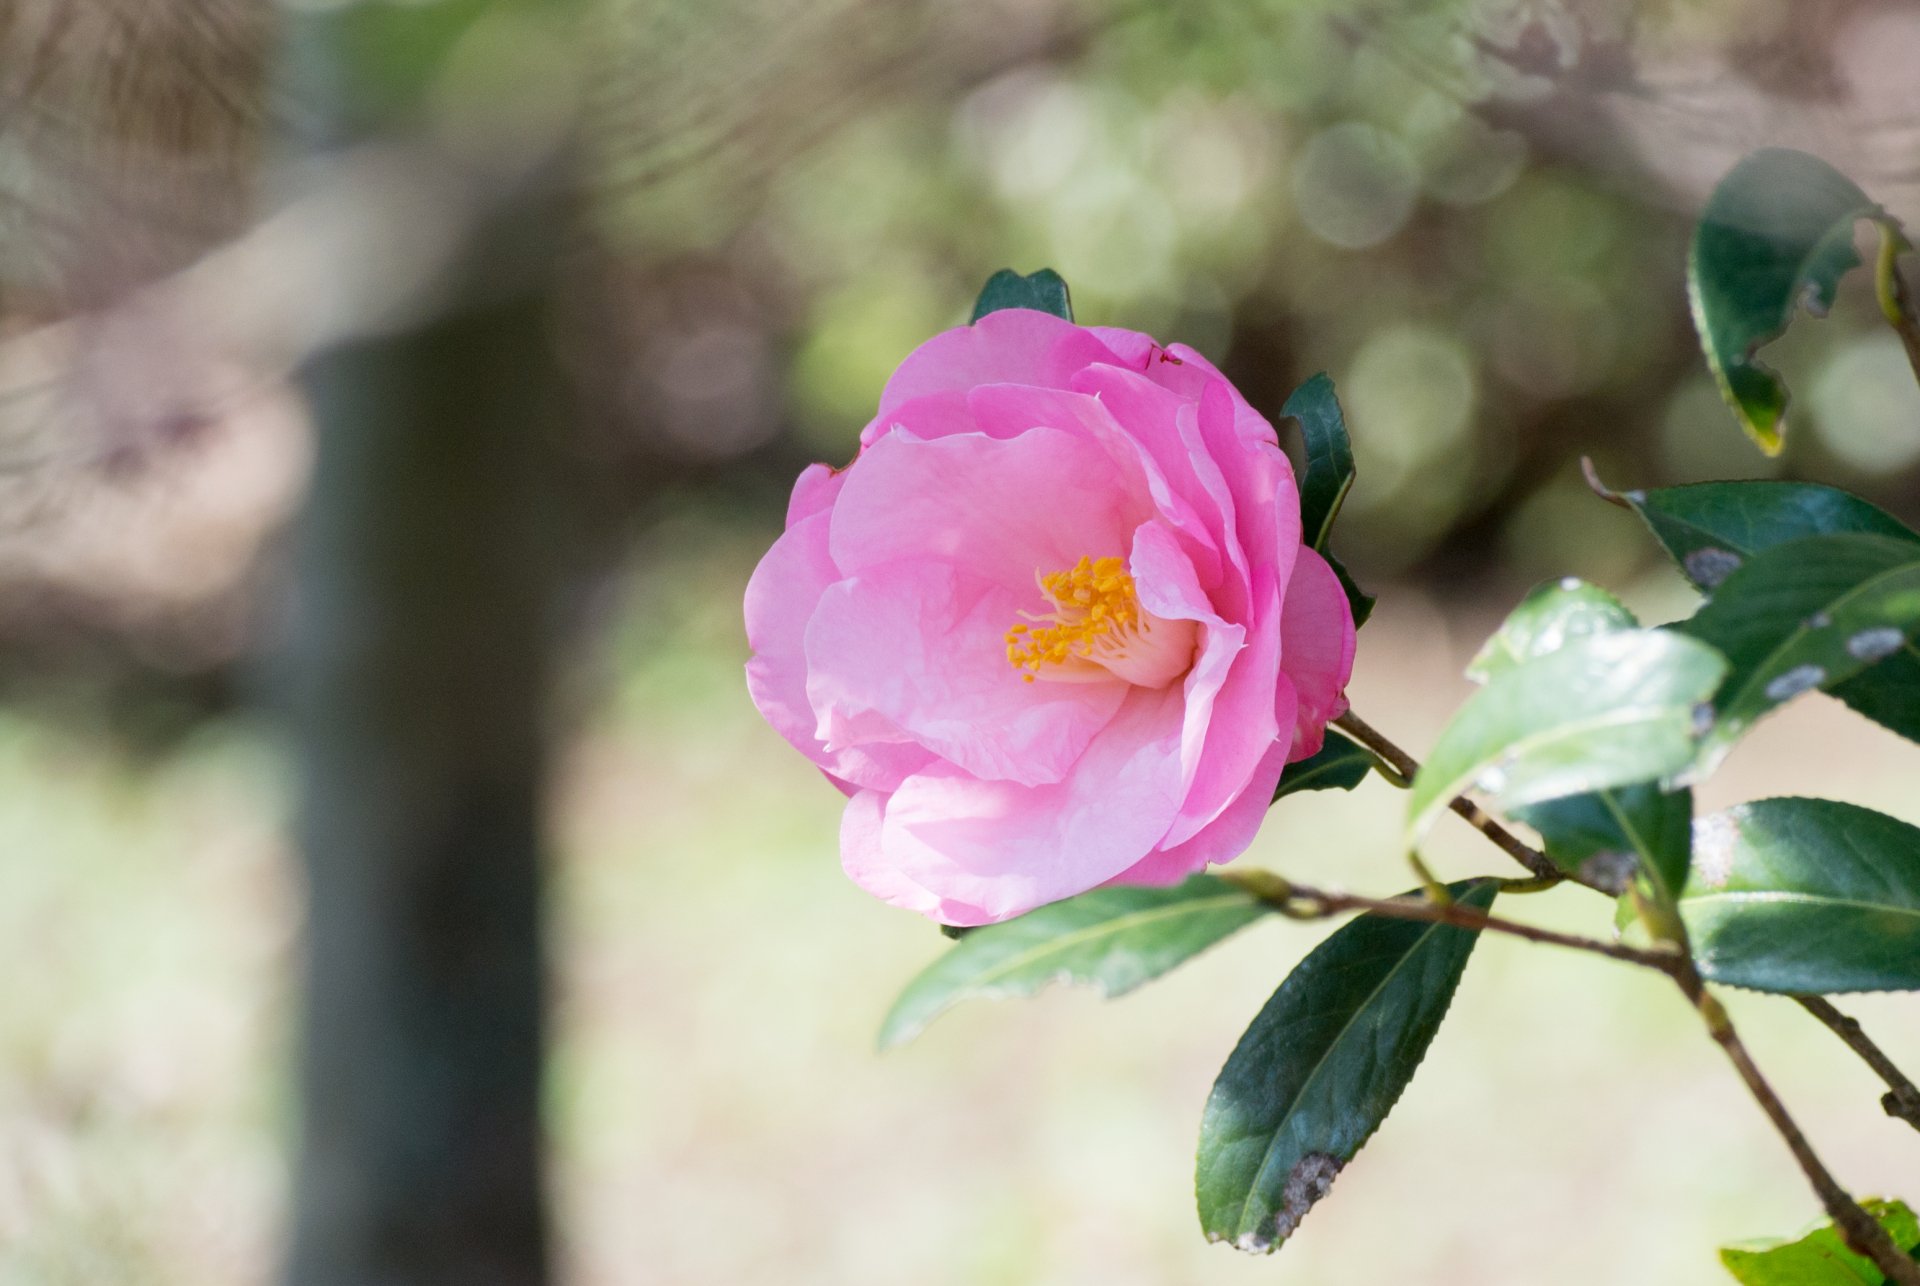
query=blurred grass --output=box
[2,507,1918,1285]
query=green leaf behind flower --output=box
[1273,730,1376,801]
[878,876,1271,1049]
[1721,1197,1920,1284]
[970,268,1073,323]
[1280,373,1374,628]
[1680,798,1920,994]
[1283,373,1353,554]
[1689,148,1889,454]
[1196,879,1495,1254]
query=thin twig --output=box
[1222,870,1683,972]
[1681,974,1920,1284]
[1334,707,1920,1284]
[1797,996,1920,1135]
[1333,708,1572,885]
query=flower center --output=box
[1004,555,1198,688]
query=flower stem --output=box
[1331,706,1920,1284]
[1332,709,1571,886]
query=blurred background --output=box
[1,0,1918,1282]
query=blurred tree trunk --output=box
[280,7,567,1284]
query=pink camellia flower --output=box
[745,309,1357,925]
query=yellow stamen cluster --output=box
[1005,556,1139,682]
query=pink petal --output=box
[878,684,1187,920]
[1087,326,1158,369]
[1104,729,1293,886]
[1280,546,1357,760]
[875,309,1122,419]
[856,389,980,450]
[787,463,847,527]
[1161,563,1285,847]
[829,425,1137,595]
[1142,343,1278,448]
[1129,520,1245,792]
[804,560,1126,788]
[744,513,934,791]
[841,790,995,924]
[1065,366,1227,590]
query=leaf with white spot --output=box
[1610,476,1920,752]
[1675,533,1920,773]
[1197,880,1496,1254]
[1465,578,1638,684]
[1682,798,1920,993]
[1407,631,1726,842]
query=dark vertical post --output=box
[278,8,566,1284]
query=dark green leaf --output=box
[1675,533,1920,771]
[1517,784,1693,906]
[1621,479,1919,592]
[1613,478,1920,748]
[1465,578,1638,684]
[970,268,1073,323]
[1689,148,1887,454]
[1326,549,1375,630]
[1197,880,1496,1254]
[1407,631,1727,842]
[879,876,1270,1049]
[1681,798,1920,993]
[1273,730,1376,801]
[1282,373,1354,553]
[1721,1197,1920,1284]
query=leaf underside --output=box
[1407,630,1726,842]
[1688,147,1882,454]
[878,876,1271,1049]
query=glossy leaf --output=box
[879,876,1270,1049]
[1613,479,1920,748]
[1326,550,1375,631]
[1689,148,1887,454]
[1721,1197,1920,1285]
[1283,373,1354,553]
[1279,373,1373,627]
[1620,479,1919,592]
[1197,880,1496,1254]
[1517,784,1693,907]
[1273,730,1376,801]
[1407,631,1727,841]
[1681,798,1920,993]
[1676,533,1920,771]
[970,267,1073,323]
[1465,578,1638,684]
